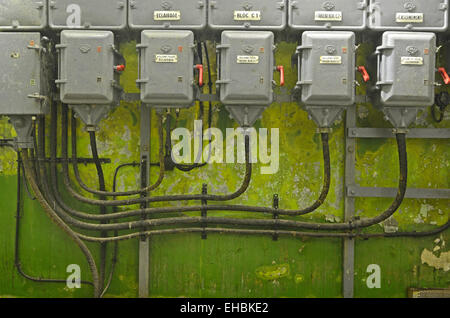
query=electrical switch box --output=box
[217,31,275,106]
[49,0,127,30]
[288,0,367,31]
[374,32,436,107]
[137,30,196,107]
[368,0,449,32]
[129,0,207,30]
[208,0,287,31]
[297,31,356,106]
[0,0,47,30]
[56,30,120,105]
[0,33,45,115]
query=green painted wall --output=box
[0,40,448,298]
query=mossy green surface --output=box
[0,40,448,298]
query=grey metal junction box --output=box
[288,0,367,31]
[297,31,356,106]
[368,0,449,32]
[55,30,124,128]
[373,32,436,127]
[217,31,277,126]
[0,32,45,116]
[56,30,120,105]
[0,32,48,148]
[0,0,47,30]
[49,0,127,30]
[137,30,196,107]
[208,0,287,31]
[129,0,207,31]
[296,31,356,127]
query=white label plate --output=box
[401,56,423,65]
[234,11,261,21]
[320,56,342,64]
[154,11,181,21]
[314,11,343,21]
[237,55,259,64]
[155,54,178,63]
[396,13,424,23]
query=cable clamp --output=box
[272,194,279,241]
[317,127,333,134]
[392,128,409,135]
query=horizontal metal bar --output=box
[348,128,450,139]
[347,185,450,199]
[115,93,370,106]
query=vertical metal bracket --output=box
[138,104,151,298]
[343,107,356,298]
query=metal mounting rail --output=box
[342,106,450,299]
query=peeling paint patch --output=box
[381,216,399,233]
[294,274,304,284]
[255,264,290,281]
[325,214,341,223]
[421,249,450,272]
[414,204,434,224]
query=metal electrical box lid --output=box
[288,0,367,31]
[137,30,195,107]
[56,30,116,105]
[368,0,449,32]
[129,0,207,30]
[0,33,44,115]
[49,0,127,30]
[376,32,436,107]
[217,31,275,106]
[0,0,47,30]
[208,0,287,31]
[298,31,356,106]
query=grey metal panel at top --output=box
[0,0,47,30]
[129,0,207,30]
[288,0,367,31]
[208,0,287,31]
[0,33,44,115]
[48,0,127,30]
[138,30,195,107]
[368,0,449,32]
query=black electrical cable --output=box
[70,110,165,197]
[21,149,101,298]
[100,163,137,297]
[41,124,329,222]
[26,123,445,241]
[14,152,93,287]
[172,41,213,172]
[61,129,252,207]
[74,221,450,243]
[20,116,444,252]
[432,92,449,123]
[26,133,405,234]
[88,130,108,289]
[29,113,101,297]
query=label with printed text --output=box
[154,11,181,21]
[155,54,178,63]
[401,56,423,65]
[314,11,343,21]
[237,55,259,64]
[234,11,261,21]
[320,56,342,64]
[396,12,424,23]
